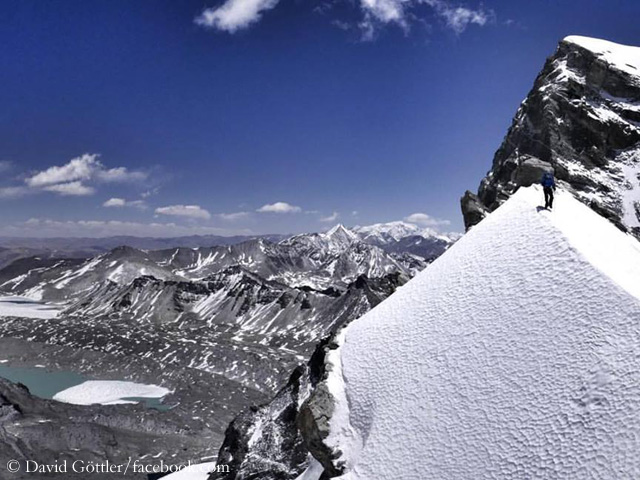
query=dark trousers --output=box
[543,186,554,208]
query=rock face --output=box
[208,338,330,480]
[462,36,640,238]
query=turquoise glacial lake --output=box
[0,364,171,411]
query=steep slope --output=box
[462,36,640,238]
[299,186,640,479]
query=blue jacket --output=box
[541,172,555,188]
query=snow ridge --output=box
[323,186,640,480]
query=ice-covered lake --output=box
[0,296,61,319]
[0,364,172,410]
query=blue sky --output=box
[0,0,639,237]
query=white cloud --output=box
[195,0,493,37]
[42,181,95,196]
[195,0,280,32]
[0,186,30,199]
[217,211,250,221]
[103,197,126,207]
[404,212,451,227]
[27,154,96,187]
[3,218,247,238]
[434,3,491,34]
[155,204,211,220]
[257,201,302,214]
[320,211,340,222]
[361,0,405,24]
[129,200,147,209]
[23,153,147,197]
[103,198,147,209]
[359,0,491,37]
[95,166,147,183]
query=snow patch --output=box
[53,380,171,406]
[294,456,324,480]
[618,148,640,228]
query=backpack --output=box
[541,172,555,188]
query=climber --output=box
[541,171,556,209]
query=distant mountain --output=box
[0,246,60,270]
[0,221,456,475]
[353,221,460,260]
[462,36,640,239]
[0,233,287,258]
[0,223,457,267]
[354,220,441,242]
[0,223,455,394]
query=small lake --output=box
[0,364,172,411]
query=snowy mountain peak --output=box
[354,221,435,241]
[323,224,359,247]
[563,36,640,76]
[300,186,640,479]
[325,224,357,239]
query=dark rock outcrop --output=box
[297,337,344,478]
[209,341,328,480]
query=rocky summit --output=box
[462,36,640,238]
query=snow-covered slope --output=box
[305,186,640,479]
[564,36,640,76]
